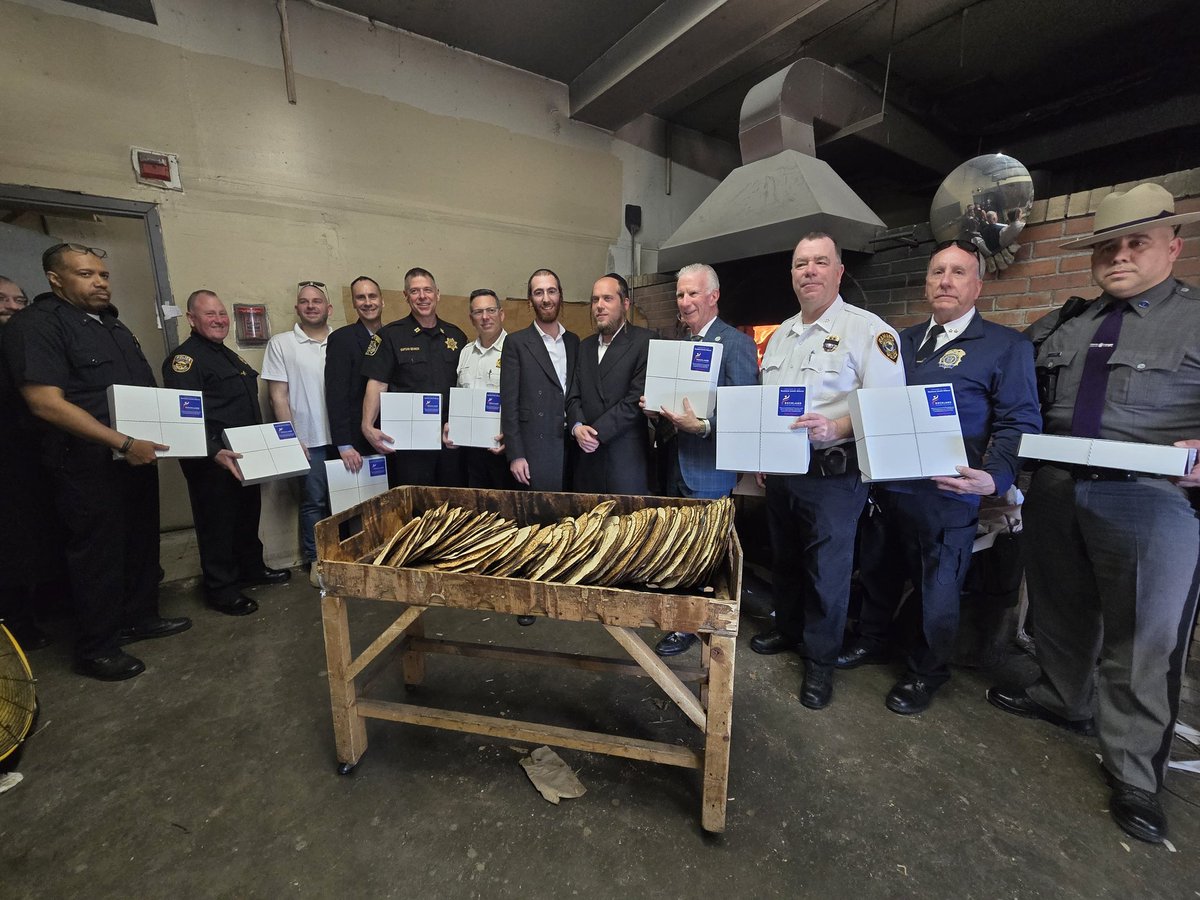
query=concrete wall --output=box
[0,0,721,567]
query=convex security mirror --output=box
[930,154,1034,273]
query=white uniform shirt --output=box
[456,330,507,388]
[261,323,332,447]
[760,296,905,449]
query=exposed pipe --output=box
[277,0,297,105]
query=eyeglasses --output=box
[46,242,107,259]
[469,307,500,318]
[933,239,980,256]
[297,280,327,290]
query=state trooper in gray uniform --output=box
[987,183,1200,845]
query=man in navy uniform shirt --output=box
[841,239,1040,714]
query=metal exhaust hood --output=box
[658,59,957,270]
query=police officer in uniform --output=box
[842,240,1041,714]
[749,233,906,710]
[987,183,1200,844]
[361,267,468,487]
[2,243,190,680]
[325,275,384,471]
[163,290,290,616]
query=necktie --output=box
[1070,303,1127,438]
[915,324,945,362]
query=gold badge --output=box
[938,348,966,369]
[823,335,840,352]
[365,335,381,357]
[495,358,501,369]
[876,333,899,363]
[446,337,458,351]
[171,354,193,373]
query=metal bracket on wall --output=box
[869,229,920,250]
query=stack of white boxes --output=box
[379,392,443,450]
[222,422,311,485]
[848,384,968,481]
[447,387,502,449]
[106,384,208,458]
[1018,434,1196,477]
[643,339,723,418]
[715,384,811,474]
[325,455,390,514]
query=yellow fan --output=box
[0,622,37,768]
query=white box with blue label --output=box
[849,384,968,481]
[1017,433,1196,476]
[106,384,208,459]
[379,392,443,451]
[447,387,502,449]
[643,339,723,419]
[325,454,390,514]
[222,421,311,485]
[715,384,811,474]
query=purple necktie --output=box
[1069,303,1127,438]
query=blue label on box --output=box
[690,344,714,373]
[925,386,956,417]
[368,457,387,478]
[178,395,203,418]
[273,422,297,440]
[422,395,440,416]
[777,386,806,417]
[484,392,501,414]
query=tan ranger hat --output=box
[1061,182,1200,249]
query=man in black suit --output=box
[567,273,652,495]
[500,269,579,492]
[325,275,384,474]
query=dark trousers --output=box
[857,488,979,680]
[52,450,160,660]
[181,458,266,605]
[465,447,516,489]
[388,447,466,489]
[766,470,868,665]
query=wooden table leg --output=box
[700,634,735,833]
[699,635,712,709]
[321,593,367,773]
[402,612,426,687]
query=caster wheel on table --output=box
[336,761,358,776]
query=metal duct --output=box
[659,59,958,269]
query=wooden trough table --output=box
[316,486,741,833]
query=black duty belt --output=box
[1041,462,1149,482]
[809,443,857,477]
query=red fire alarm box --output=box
[131,147,183,191]
[233,304,271,345]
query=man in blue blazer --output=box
[567,273,652,494]
[841,240,1041,713]
[646,263,760,656]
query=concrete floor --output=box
[3,573,1197,899]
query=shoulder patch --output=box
[875,332,899,363]
[365,334,382,357]
[171,354,194,373]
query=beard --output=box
[533,301,560,324]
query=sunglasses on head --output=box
[933,239,980,256]
[297,280,327,290]
[47,242,108,259]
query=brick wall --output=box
[853,168,1200,331]
[629,273,682,338]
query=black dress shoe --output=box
[1109,782,1167,843]
[117,616,192,645]
[655,632,698,657]
[800,663,833,709]
[885,676,939,715]
[241,566,292,586]
[836,640,888,670]
[75,651,145,681]
[985,683,1096,736]
[6,621,52,651]
[516,615,536,626]
[750,630,800,655]
[207,594,259,617]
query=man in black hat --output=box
[986,182,1200,844]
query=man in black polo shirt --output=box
[163,290,290,617]
[2,243,190,680]
[360,267,468,486]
